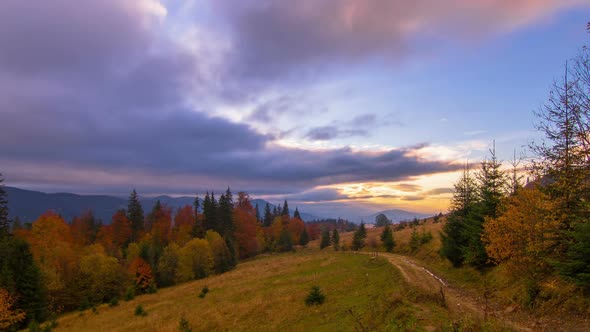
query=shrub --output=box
[305,286,326,306]
[198,286,209,299]
[109,297,119,307]
[124,287,136,301]
[178,316,192,332]
[134,304,147,317]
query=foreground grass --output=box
[56,249,430,332]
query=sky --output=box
[1,0,590,219]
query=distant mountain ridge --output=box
[4,187,320,223]
[356,209,430,224]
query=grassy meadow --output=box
[54,249,456,332]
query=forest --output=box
[440,46,590,308]
[0,184,352,330]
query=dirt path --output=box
[362,252,533,331]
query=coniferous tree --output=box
[0,237,46,326]
[299,227,310,246]
[263,203,273,227]
[331,229,340,251]
[192,195,204,238]
[351,223,367,251]
[127,189,144,242]
[380,224,395,253]
[281,200,289,216]
[0,173,10,239]
[293,207,301,220]
[440,165,477,267]
[320,228,331,249]
[255,203,261,223]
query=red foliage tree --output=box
[128,257,154,292]
[172,205,194,246]
[234,192,260,258]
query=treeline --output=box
[441,46,590,302]
[0,185,319,330]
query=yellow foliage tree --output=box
[178,238,213,282]
[483,187,560,274]
[0,288,26,330]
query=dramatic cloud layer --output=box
[214,0,585,80]
[1,0,587,216]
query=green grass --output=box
[55,250,428,332]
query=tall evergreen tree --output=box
[0,173,10,239]
[331,229,340,251]
[255,203,261,223]
[127,189,144,242]
[320,228,331,249]
[263,203,273,227]
[380,224,395,253]
[299,227,310,246]
[440,165,478,267]
[192,194,204,238]
[293,207,301,220]
[281,200,289,216]
[202,192,217,232]
[0,237,46,325]
[351,223,367,251]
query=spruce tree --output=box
[0,237,46,325]
[299,227,310,246]
[440,165,477,267]
[331,229,340,251]
[380,224,395,253]
[255,203,261,223]
[293,207,301,220]
[351,223,367,251]
[0,173,10,239]
[192,195,204,238]
[263,203,273,227]
[281,200,289,216]
[127,189,144,242]
[320,228,331,249]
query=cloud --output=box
[213,0,586,80]
[424,188,454,196]
[0,0,468,197]
[305,126,368,141]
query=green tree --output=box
[127,189,144,242]
[380,224,395,253]
[281,200,290,216]
[299,227,310,246]
[263,203,273,227]
[375,213,390,227]
[331,229,340,251]
[0,237,46,326]
[293,207,301,220]
[320,229,331,250]
[440,165,477,267]
[277,229,293,252]
[0,173,10,239]
[192,195,204,238]
[351,223,367,251]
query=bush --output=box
[28,320,40,332]
[134,304,147,317]
[109,297,119,307]
[178,316,192,332]
[198,286,209,299]
[124,287,136,301]
[305,286,326,306]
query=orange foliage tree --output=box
[149,203,172,245]
[172,205,194,246]
[234,192,260,258]
[0,288,26,330]
[483,187,560,275]
[70,210,97,247]
[18,211,78,291]
[128,257,154,293]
